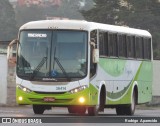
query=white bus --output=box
[8,20,152,116]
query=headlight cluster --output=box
[69,85,88,94]
[17,85,32,93]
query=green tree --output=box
[0,0,17,41]
[15,0,92,27]
[81,0,120,24]
[15,5,45,27]
[44,0,84,20]
[119,0,160,59]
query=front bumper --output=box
[16,87,91,106]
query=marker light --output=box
[79,97,85,103]
[18,96,23,101]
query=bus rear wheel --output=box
[33,105,45,114]
[125,91,136,115]
[116,91,136,115]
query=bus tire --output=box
[33,105,45,114]
[99,85,106,112]
[68,106,76,114]
[77,106,86,114]
[88,106,99,116]
[116,91,136,115]
[125,91,136,115]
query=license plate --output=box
[43,97,55,102]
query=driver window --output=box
[90,30,97,77]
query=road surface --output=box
[0,106,160,126]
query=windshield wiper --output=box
[53,46,71,81]
[30,57,47,80]
[54,57,71,81]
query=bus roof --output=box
[20,20,151,37]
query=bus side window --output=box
[144,38,151,60]
[90,30,97,48]
[99,31,108,57]
[118,34,127,58]
[108,33,118,57]
[90,30,97,77]
[127,36,135,58]
[148,38,151,60]
[99,31,104,55]
[135,37,143,59]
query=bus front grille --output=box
[33,91,66,94]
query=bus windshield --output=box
[17,30,88,81]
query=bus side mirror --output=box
[7,39,18,64]
[93,48,99,63]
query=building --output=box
[9,0,62,7]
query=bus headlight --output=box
[17,85,32,93]
[69,85,88,94]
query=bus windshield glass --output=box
[17,30,88,81]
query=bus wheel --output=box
[88,106,99,116]
[33,105,45,114]
[116,91,136,116]
[68,106,77,114]
[125,91,136,115]
[77,106,86,114]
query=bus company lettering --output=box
[28,33,47,38]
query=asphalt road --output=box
[0,106,160,126]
